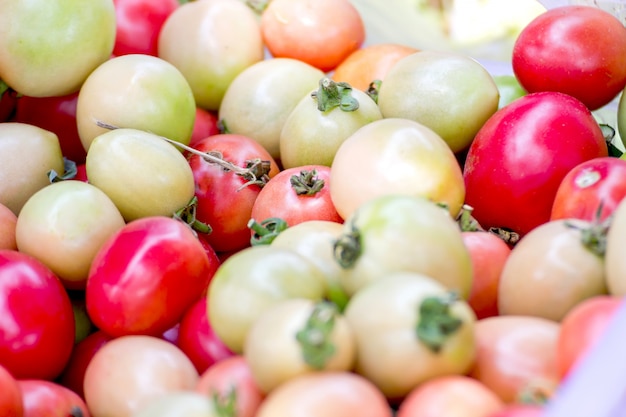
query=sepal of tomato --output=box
[85,216,213,337]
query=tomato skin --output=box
[512,6,626,111]
[463,91,608,237]
[250,165,343,227]
[551,157,626,222]
[86,216,213,337]
[189,134,280,253]
[18,379,90,417]
[189,107,221,148]
[0,250,75,381]
[0,364,23,417]
[112,0,179,57]
[556,295,622,380]
[487,405,543,417]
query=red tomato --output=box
[250,165,343,228]
[13,92,85,164]
[189,134,280,253]
[463,91,608,237]
[512,5,626,111]
[550,156,626,222]
[177,297,234,374]
[0,86,17,122]
[86,216,213,337]
[0,250,75,380]
[58,330,113,400]
[195,355,265,417]
[19,379,90,417]
[189,107,221,148]
[556,295,622,380]
[0,364,22,417]
[112,0,179,57]
[462,231,511,319]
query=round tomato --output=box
[512,5,626,111]
[19,379,90,417]
[551,156,626,222]
[463,91,608,237]
[86,216,213,337]
[0,250,75,380]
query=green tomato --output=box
[493,74,527,109]
[0,0,116,97]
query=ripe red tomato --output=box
[463,91,608,237]
[512,5,626,110]
[0,364,23,417]
[0,250,75,380]
[112,0,179,57]
[189,134,280,253]
[19,379,90,417]
[189,107,221,148]
[86,216,214,337]
[551,156,626,222]
[250,165,343,228]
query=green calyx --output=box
[416,292,463,353]
[296,301,339,369]
[312,77,359,112]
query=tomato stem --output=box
[564,204,610,257]
[312,77,359,112]
[47,157,77,183]
[416,292,463,353]
[333,221,362,268]
[366,79,381,104]
[247,217,288,245]
[290,169,325,195]
[211,386,237,417]
[456,204,484,232]
[295,301,338,370]
[173,196,212,236]
[95,120,272,188]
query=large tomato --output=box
[0,250,75,380]
[463,91,608,237]
[86,216,213,337]
[512,5,626,111]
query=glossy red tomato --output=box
[0,250,75,380]
[19,379,90,417]
[86,216,213,337]
[189,134,280,253]
[13,92,85,164]
[112,0,179,57]
[463,91,608,236]
[0,364,22,417]
[512,5,626,110]
[189,107,221,148]
[551,156,626,222]
[250,165,343,228]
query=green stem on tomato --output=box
[211,386,238,417]
[173,196,212,236]
[290,169,325,195]
[366,79,382,104]
[296,301,338,369]
[312,77,359,112]
[416,292,463,353]
[333,220,362,269]
[248,217,288,246]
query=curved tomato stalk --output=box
[332,220,362,269]
[295,301,339,369]
[366,79,381,104]
[416,292,463,353]
[173,196,212,236]
[290,169,325,195]
[311,77,360,112]
[564,202,611,257]
[247,217,288,246]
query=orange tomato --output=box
[332,43,418,91]
[259,0,365,72]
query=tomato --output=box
[15,180,126,290]
[76,54,196,152]
[19,379,90,417]
[333,194,472,299]
[512,5,626,111]
[259,0,365,72]
[132,392,225,417]
[556,295,622,380]
[112,0,179,57]
[487,405,544,417]
[244,299,355,394]
[492,75,527,109]
[86,128,196,222]
[0,250,75,380]
[279,78,383,169]
[86,216,213,337]
[469,316,560,403]
[176,297,234,375]
[396,375,505,417]
[377,50,500,153]
[189,133,280,253]
[331,43,419,92]
[218,58,325,161]
[497,219,606,322]
[13,92,86,164]
[330,118,466,221]
[255,371,394,417]
[158,0,264,111]
[462,230,511,319]
[0,364,23,417]
[551,156,626,222]
[0,123,65,215]
[606,197,626,295]
[189,107,221,148]
[345,272,476,401]
[207,245,327,354]
[463,91,608,237]
[195,355,265,417]
[250,165,342,229]
[58,330,113,400]
[0,0,116,97]
[83,335,199,417]
[0,202,17,250]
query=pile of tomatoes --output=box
[2,0,626,416]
